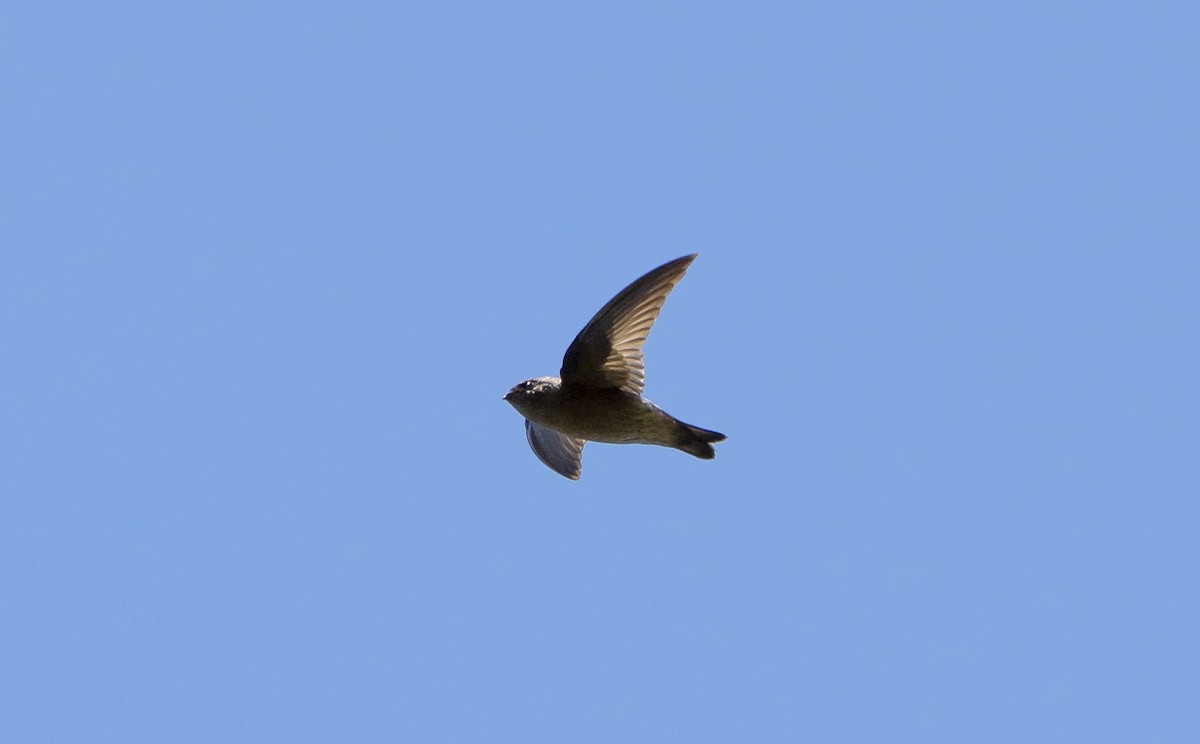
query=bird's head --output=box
[504,376,560,414]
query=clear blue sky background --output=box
[3,2,1197,741]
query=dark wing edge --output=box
[525,420,585,480]
[560,254,697,395]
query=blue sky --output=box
[3,1,1198,741]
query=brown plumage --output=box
[504,254,725,480]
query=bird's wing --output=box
[525,420,585,480]
[560,254,696,395]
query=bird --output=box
[504,253,725,480]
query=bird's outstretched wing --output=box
[525,420,585,480]
[560,254,696,395]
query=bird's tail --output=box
[673,420,726,459]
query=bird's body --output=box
[508,376,720,453]
[505,254,725,479]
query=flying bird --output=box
[504,254,725,479]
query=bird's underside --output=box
[523,385,678,444]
